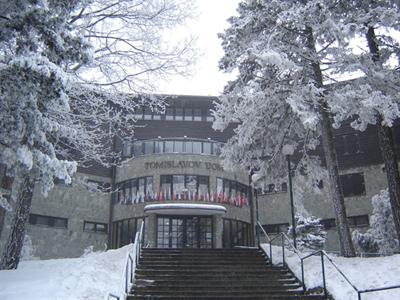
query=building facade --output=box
[0,95,398,259]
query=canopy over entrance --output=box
[144,203,226,216]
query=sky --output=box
[156,0,241,96]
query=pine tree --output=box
[288,215,326,251]
[328,0,400,245]
[215,0,355,256]
[353,189,399,255]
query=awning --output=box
[144,203,227,216]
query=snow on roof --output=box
[144,203,227,215]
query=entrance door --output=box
[157,216,213,248]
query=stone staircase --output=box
[128,248,325,300]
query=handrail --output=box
[105,220,145,300]
[256,222,400,300]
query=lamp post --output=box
[251,172,262,245]
[282,145,297,248]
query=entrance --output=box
[156,216,213,248]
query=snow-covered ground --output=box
[1,243,399,300]
[261,243,400,300]
[0,244,133,300]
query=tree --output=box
[0,0,197,269]
[327,0,400,244]
[214,0,356,256]
[353,189,399,255]
[288,215,326,251]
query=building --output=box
[0,95,398,259]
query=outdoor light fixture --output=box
[282,144,297,248]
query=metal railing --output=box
[106,220,145,300]
[256,222,400,300]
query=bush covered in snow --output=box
[353,189,399,255]
[288,215,326,250]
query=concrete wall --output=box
[26,173,111,259]
[257,163,387,251]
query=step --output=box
[134,284,303,292]
[128,296,325,300]
[131,290,312,297]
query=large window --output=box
[83,221,108,233]
[216,177,249,207]
[223,218,251,248]
[123,138,224,158]
[133,106,215,122]
[112,217,144,248]
[340,172,366,197]
[29,214,68,229]
[116,176,154,204]
[160,175,210,201]
[260,223,289,234]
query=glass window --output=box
[223,179,230,198]
[184,141,193,153]
[122,141,131,157]
[143,141,154,154]
[184,108,193,121]
[131,179,138,204]
[192,141,202,154]
[174,141,184,152]
[198,176,209,199]
[96,223,107,232]
[230,181,237,198]
[154,140,163,153]
[214,143,222,155]
[165,108,174,120]
[138,178,145,203]
[161,175,172,200]
[175,108,183,121]
[164,141,174,153]
[203,142,212,154]
[84,222,95,231]
[124,181,132,204]
[133,142,143,156]
[216,178,223,194]
[194,109,202,121]
[173,175,185,199]
[153,113,161,120]
[144,108,152,120]
[186,175,197,195]
[145,177,154,201]
[340,173,365,197]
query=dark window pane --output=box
[214,143,222,155]
[135,108,144,119]
[184,108,193,121]
[194,109,202,121]
[84,222,95,231]
[144,108,152,120]
[184,141,193,153]
[154,141,163,153]
[175,108,183,121]
[133,142,143,156]
[165,108,174,120]
[340,173,365,197]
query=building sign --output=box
[145,160,224,171]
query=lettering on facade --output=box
[145,161,223,171]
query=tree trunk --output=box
[0,174,35,269]
[365,26,400,245]
[305,27,356,257]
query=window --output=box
[84,221,108,233]
[216,177,248,206]
[164,141,174,153]
[122,141,131,157]
[203,142,212,154]
[116,176,154,204]
[192,141,202,154]
[134,108,144,119]
[29,214,68,229]
[336,133,363,155]
[160,175,210,201]
[348,215,369,227]
[175,108,183,121]
[143,108,152,120]
[143,141,154,154]
[165,108,174,120]
[184,108,193,121]
[154,140,163,153]
[340,173,366,197]
[132,142,143,156]
[321,218,336,230]
[112,217,144,248]
[281,182,288,192]
[194,109,202,121]
[54,177,71,186]
[223,218,251,248]
[262,223,289,234]
[174,140,184,152]
[206,110,214,122]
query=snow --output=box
[0,244,133,300]
[261,243,400,300]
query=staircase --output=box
[128,248,325,300]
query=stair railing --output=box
[256,222,400,299]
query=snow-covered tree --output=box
[0,0,196,269]
[214,0,355,256]
[327,0,400,244]
[353,189,399,255]
[288,215,326,251]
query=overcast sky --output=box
[156,0,241,96]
